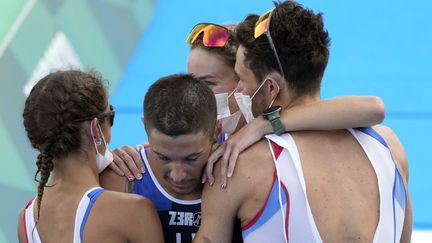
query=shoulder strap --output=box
[24,198,42,243]
[73,187,105,243]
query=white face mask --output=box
[91,120,113,173]
[234,92,254,123]
[215,89,241,134]
[219,110,242,134]
[215,92,231,120]
[234,79,279,123]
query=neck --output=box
[277,92,320,110]
[49,152,100,190]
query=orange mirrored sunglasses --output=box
[254,9,285,78]
[254,9,272,38]
[186,23,230,47]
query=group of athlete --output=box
[18,1,412,243]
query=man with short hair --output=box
[100,74,244,242]
[193,1,412,243]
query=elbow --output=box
[369,96,386,124]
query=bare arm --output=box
[281,95,385,130]
[194,161,249,243]
[206,95,385,186]
[373,125,412,242]
[17,210,25,243]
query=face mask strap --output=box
[268,82,280,108]
[90,119,108,154]
[251,79,269,100]
[228,87,237,98]
[97,122,108,148]
[90,120,100,154]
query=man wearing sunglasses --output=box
[193,1,412,243]
[102,19,387,243]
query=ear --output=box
[213,120,222,143]
[141,116,145,125]
[265,73,283,102]
[90,118,101,140]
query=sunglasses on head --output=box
[75,104,115,127]
[254,9,285,79]
[186,23,230,47]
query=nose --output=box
[169,164,188,184]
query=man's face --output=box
[234,45,271,117]
[147,129,213,199]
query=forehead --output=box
[188,48,238,93]
[188,48,229,75]
[148,129,211,156]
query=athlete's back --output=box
[18,187,163,243]
[245,126,412,242]
[292,129,382,242]
[195,125,412,243]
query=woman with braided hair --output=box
[17,70,163,243]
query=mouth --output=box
[170,181,191,190]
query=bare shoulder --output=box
[210,138,274,203]
[99,167,129,192]
[219,139,272,186]
[101,190,155,213]
[97,191,164,242]
[234,139,273,177]
[373,125,409,180]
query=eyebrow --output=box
[152,149,204,159]
[197,75,219,83]
[198,75,215,80]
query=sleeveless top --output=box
[242,128,407,243]
[23,187,105,243]
[134,147,243,243]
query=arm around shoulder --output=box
[281,96,385,131]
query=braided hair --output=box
[22,70,108,219]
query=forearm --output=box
[280,96,385,131]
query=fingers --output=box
[121,146,143,180]
[108,160,124,176]
[125,146,145,174]
[201,170,208,184]
[206,143,225,186]
[227,146,240,178]
[112,146,143,181]
[112,149,135,180]
[205,157,216,186]
[220,141,232,189]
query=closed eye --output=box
[204,80,216,87]
[152,150,170,162]
[185,156,199,162]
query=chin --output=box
[170,181,201,196]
